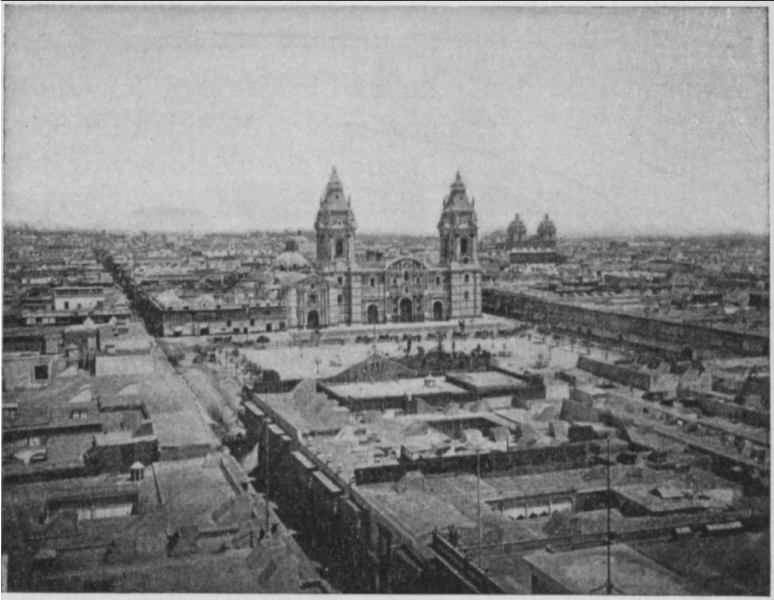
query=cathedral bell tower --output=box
[437,171,479,265]
[314,167,357,268]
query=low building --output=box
[234,338,768,594]
[524,544,704,595]
[2,454,331,593]
[143,290,288,337]
[53,286,105,312]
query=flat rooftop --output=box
[151,457,242,529]
[523,543,703,595]
[257,380,352,437]
[483,464,733,501]
[633,532,770,596]
[3,348,218,456]
[446,370,528,390]
[2,454,326,594]
[356,464,737,547]
[327,377,466,399]
[254,381,525,476]
[616,481,734,514]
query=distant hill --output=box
[126,206,213,233]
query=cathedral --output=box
[284,168,482,329]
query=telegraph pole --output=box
[477,446,482,568]
[591,437,620,594]
[265,420,270,533]
[606,437,611,593]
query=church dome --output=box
[275,250,310,270]
[507,213,527,238]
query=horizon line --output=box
[4,220,770,240]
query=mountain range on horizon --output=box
[4,215,770,242]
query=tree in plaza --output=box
[263,369,281,382]
[244,361,263,379]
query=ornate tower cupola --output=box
[438,171,479,265]
[507,213,527,248]
[315,167,357,266]
[537,214,557,247]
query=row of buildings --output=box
[102,170,484,338]
[2,231,332,593]
[3,166,769,594]
[235,346,768,594]
[482,286,769,360]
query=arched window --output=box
[335,239,344,257]
[460,237,469,256]
[404,271,409,282]
[337,295,343,305]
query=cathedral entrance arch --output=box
[433,301,444,321]
[367,304,379,325]
[399,298,413,323]
[307,310,320,329]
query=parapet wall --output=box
[576,355,652,390]
[353,442,589,485]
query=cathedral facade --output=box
[284,169,482,329]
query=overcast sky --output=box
[3,6,769,236]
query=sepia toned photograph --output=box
[1,3,769,595]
